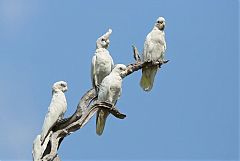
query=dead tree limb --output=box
[39,45,169,161]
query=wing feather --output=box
[91,55,97,90]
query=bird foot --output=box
[146,59,152,63]
[105,101,114,107]
[151,60,160,65]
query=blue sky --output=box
[0,0,238,160]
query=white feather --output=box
[140,17,167,91]
[91,29,114,92]
[32,135,41,161]
[40,81,67,142]
[96,64,126,135]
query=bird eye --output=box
[60,83,66,87]
[101,38,105,41]
[119,67,123,70]
[157,21,160,23]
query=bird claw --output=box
[163,59,169,63]
[157,59,169,64]
[153,60,159,64]
[105,101,114,107]
[63,129,68,134]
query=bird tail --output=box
[40,120,49,143]
[32,135,41,161]
[140,66,158,91]
[96,109,109,136]
[40,113,56,144]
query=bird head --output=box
[112,64,127,77]
[52,81,68,93]
[155,17,166,31]
[96,29,112,49]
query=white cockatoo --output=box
[140,17,167,91]
[40,81,68,143]
[91,29,114,92]
[96,64,127,135]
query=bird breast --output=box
[151,29,165,45]
[108,78,122,104]
[50,92,67,114]
[95,52,112,72]
[110,77,122,89]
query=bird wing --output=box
[40,111,56,142]
[143,32,154,61]
[109,77,122,105]
[140,29,159,91]
[95,75,111,135]
[40,93,66,142]
[91,54,97,90]
[32,135,42,161]
[97,76,110,102]
[111,56,114,71]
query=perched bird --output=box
[91,29,114,93]
[140,17,167,91]
[96,64,127,135]
[40,81,68,143]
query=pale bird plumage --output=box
[140,17,167,91]
[96,64,126,135]
[32,135,41,161]
[91,29,114,92]
[40,81,68,143]
[32,133,51,161]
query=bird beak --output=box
[162,23,165,30]
[120,70,127,78]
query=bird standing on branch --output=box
[96,64,127,135]
[140,17,167,91]
[40,81,68,143]
[91,29,114,93]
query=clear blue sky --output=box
[0,0,238,160]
